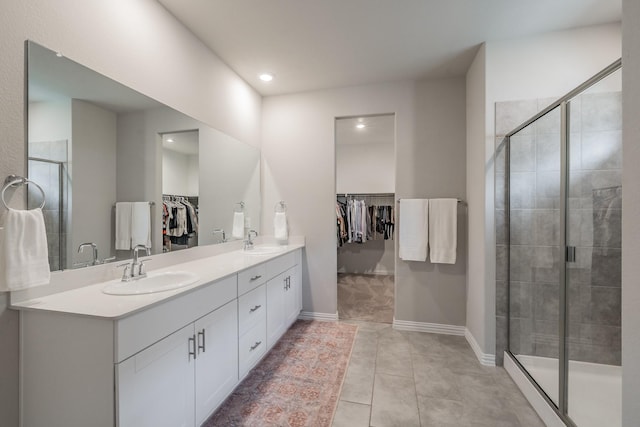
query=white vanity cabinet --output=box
[116,323,196,427]
[117,299,238,427]
[266,255,302,349]
[17,246,304,427]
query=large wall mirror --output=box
[27,41,261,272]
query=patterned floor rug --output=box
[204,320,358,427]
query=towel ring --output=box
[1,175,46,210]
[234,201,245,213]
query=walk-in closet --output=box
[335,114,396,323]
[161,130,199,252]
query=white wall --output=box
[0,1,262,424]
[262,81,416,316]
[163,149,198,196]
[263,77,467,325]
[621,1,640,424]
[465,23,622,358]
[465,44,487,351]
[336,143,395,194]
[71,100,117,266]
[395,78,467,326]
[28,100,72,143]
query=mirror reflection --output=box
[27,41,261,272]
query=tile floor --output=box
[332,321,545,427]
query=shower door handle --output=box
[566,246,576,263]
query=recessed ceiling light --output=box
[259,73,274,82]
[356,123,366,129]
[55,52,63,58]
[166,138,174,143]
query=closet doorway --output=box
[161,130,199,252]
[335,114,396,323]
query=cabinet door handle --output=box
[188,335,197,361]
[250,275,262,281]
[250,341,262,351]
[249,304,262,313]
[197,329,206,353]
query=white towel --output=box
[0,208,51,291]
[232,211,245,239]
[131,202,151,249]
[428,199,458,264]
[115,202,133,250]
[398,199,429,262]
[274,212,288,241]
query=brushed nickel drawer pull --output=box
[188,335,197,361]
[197,329,206,353]
[250,341,262,351]
[250,275,262,281]
[249,304,262,313]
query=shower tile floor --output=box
[332,321,545,427]
[338,273,394,324]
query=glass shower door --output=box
[565,76,622,427]
[508,105,562,407]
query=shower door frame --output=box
[28,156,65,270]
[504,58,622,427]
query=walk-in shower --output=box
[496,59,622,427]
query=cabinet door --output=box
[116,324,195,427]
[284,267,300,327]
[266,272,286,348]
[194,300,239,426]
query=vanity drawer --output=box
[115,275,237,362]
[238,263,267,296]
[238,284,266,336]
[265,252,296,279]
[239,322,266,378]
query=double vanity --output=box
[11,242,304,427]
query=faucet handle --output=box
[116,262,132,281]
[138,258,152,277]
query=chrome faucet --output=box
[244,229,258,250]
[118,245,151,281]
[213,228,227,243]
[77,243,98,266]
[132,244,150,277]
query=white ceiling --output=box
[157,0,621,96]
[162,131,199,155]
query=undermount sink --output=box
[242,245,287,255]
[102,271,200,295]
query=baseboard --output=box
[464,329,496,366]
[504,352,565,427]
[392,319,465,336]
[298,311,339,322]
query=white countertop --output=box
[10,244,304,320]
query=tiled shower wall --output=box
[28,140,69,271]
[495,92,622,366]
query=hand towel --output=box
[428,199,458,264]
[131,202,151,249]
[398,199,429,261]
[0,208,50,291]
[232,211,245,240]
[115,202,132,250]
[274,211,288,241]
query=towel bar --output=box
[1,175,46,210]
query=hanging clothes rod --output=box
[113,201,155,206]
[397,198,466,206]
[337,192,395,197]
